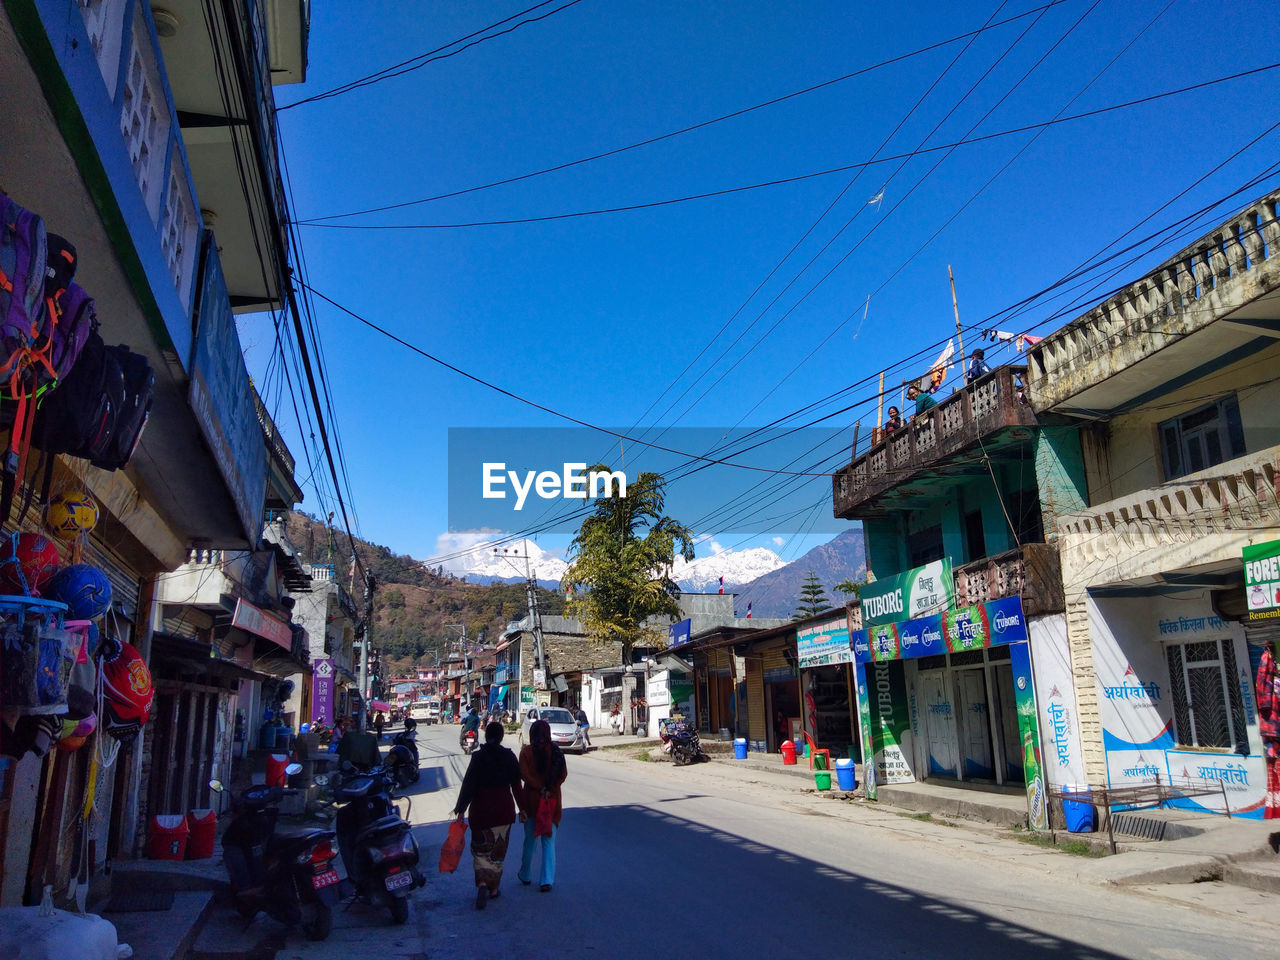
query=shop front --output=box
[853,594,1050,829]
[796,615,858,759]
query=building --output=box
[287,563,361,727]
[0,0,308,906]
[1026,189,1280,818]
[833,360,1079,825]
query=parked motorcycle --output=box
[461,729,477,755]
[210,768,339,941]
[386,729,420,788]
[333,764,425,924]
[658,717,709,766]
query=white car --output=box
[520,707,585,753]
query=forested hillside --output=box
[283,512,564,672]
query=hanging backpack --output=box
[33,324,121,462]
[91,344,152,471]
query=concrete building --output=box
[287,563,361,727]
[1026,188,1280,818]
[0,0,308,906]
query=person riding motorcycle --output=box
[459,707,481,749]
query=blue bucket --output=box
[1062,787,1096,833]
[733,737,748,760]
[835,758,857,791]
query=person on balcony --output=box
[884,406,903,433]
[967,348,992,383]
[906,382,936,419]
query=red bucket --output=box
[265,753,291,787]
[147,815,189,861]
[185,808,217,859]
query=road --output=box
[275,723,1278,960]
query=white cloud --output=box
[771,536,785,547]
[428,529,507,575]
[709,539,726,555]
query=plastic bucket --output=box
[780,740,797,765]
[813,752,828,771]
[1062,787,1097,833]
[793,737,805,757]
[835,758,857,791]
[147,815,189,860]
[814,769,832,790]
[185,809,217,859]
[265,753,291,787]
[733,737,748,760]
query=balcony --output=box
[833,365,1036,518]
[1028,190,1280,417]
[952,543,1064,617]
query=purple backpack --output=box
[45,281,95,382]
[0,192,49,377]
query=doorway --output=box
[919,670,958,777]
[955,668,994,780]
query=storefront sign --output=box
[855,662,877,800]
[796,615,850,667]
[868,660,913,784]
[312,658,334,725]
[669,618,692,647]
[1243,539,1280,620]
[232,598,293,650]
[1028,615,1086,790]
[1166,750,1266,816]
[853,595,1026,663]
[860,559,953,627]
[519,685,535,712]
[1009,643,1048,830]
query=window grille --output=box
[1165,637,1248,753]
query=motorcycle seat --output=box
[267,829,335,856]
[354,814,409,845]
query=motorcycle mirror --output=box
[285,762,303,776]
[209,779,224,793]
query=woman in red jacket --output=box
[518,718,568,891]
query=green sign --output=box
[860,559,954,627]
[867,660,913,784]
[1243,539,1280,621]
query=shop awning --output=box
[488,683,509,708]
[369,700,391,712]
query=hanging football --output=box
[45,489,100,540]
[47,563,112,620]
[102,639,153,727]
[0,532,63,595]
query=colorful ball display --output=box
[47,563,112,620]
[45,489,100,540]
[57,712,97,752]
[0,532,62,595]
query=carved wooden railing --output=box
[952,542,1064,617]
[833,365,1035,517]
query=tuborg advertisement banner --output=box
[860,559,953,627]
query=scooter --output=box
[658,717,709,766]
[386,730,420,788]
[461,729,477,755]
[210,768,339,941]
[333,765,425,924]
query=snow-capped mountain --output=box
[671,547,786,593]
[432,538,568,585]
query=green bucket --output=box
[814,769,831,790]
[814,753,828,771]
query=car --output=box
[519,707,585,753]
[408,700,440,724]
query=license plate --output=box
[385,871,412,892]
[312,868,340,890]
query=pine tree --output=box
[793,571,832,620]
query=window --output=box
[963,510,986,562]
[907,524,944,567]
[1165,638,1248,753]
[1159,395,1245,480]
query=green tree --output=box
[793,571,833,621]
[833,578,864,599]
[561,469,694,665]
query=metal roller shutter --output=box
[747,658,765,742]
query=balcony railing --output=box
[833,365,1035,517]
[1028,191,1280,412]
[952,543,1063,617]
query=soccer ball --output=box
[47,563,112,620]
[45,489,99,540]
[0,532,62,594]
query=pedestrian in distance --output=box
[460,705,481,749]
[967,348,991,383]
[906,382,936,419]
[574,704,592,751]
[374,711,385,740]
[453,722,522,910]
[884,406,903,434]
[518,719,568,892]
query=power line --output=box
[294,64,1280,231]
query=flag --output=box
[1016,333,1043,352]
[718,576,724,595]
[747,601,752,619]
[927,339,954,391]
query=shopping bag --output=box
[535,796,555,838]
[438,819,466,873]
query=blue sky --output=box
[242,0,1280,572]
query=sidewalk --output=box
[591,738,1280,892]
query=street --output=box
[270,724,1279,960]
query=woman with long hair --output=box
[453,721,522,909]
[518,718,568,891]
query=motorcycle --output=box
[210,768,339,941]
[386,730,420,788]
[333,764,425,924]
[461,728,477,755]
[658,717,709,766]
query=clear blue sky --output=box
[241,0,1280,570]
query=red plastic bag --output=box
[535,796,555,838]
[438,819,466,873]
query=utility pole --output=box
[494,546,547,689]
[948,264,966,381]
[359,569,376,727]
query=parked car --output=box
[519,707,585,753]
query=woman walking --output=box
[518,718,568,892]
[453,721,522,909]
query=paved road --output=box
[274,724,1278,960]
